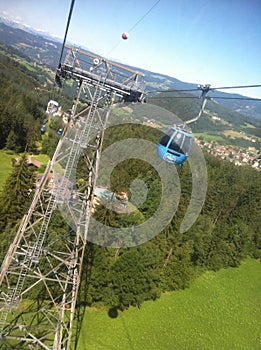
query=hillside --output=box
[0,21,62,68]
[0,31,260,170]
[0,21,260,350]
[0,19,261,121]
[148,90,261,141]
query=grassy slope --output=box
[76,259,260,350]
[0,150,50,190]
[32,153,50,165]
[0,150,18,190]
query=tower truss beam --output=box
[0,46,146,349]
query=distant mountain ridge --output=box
[0,19,260,121]
[0,16,63,43]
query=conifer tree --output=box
[5,129,19,152]
[0,154,35,234]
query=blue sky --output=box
[0,0,261,98]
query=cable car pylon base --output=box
[0,47,146,349]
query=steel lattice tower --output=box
[0,46,146,349]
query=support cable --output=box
[57,0,76,69]
[148,84,261,94]
[107,0,161,55]
[128,0,161,33]
[148,84,261,101]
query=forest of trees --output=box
[0,45,71,154]
[0,45,260,312]
[78,125,261,310]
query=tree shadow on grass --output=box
[108,307,118,319]
[73,242,95,350]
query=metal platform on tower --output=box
[56,44,147,103]
[0,45,146,349]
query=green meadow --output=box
[76,259,260,350]
[0,150,50,190]
[0,150,18,190]
[194,132,224,143]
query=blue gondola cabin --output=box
[158,127,193,165]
